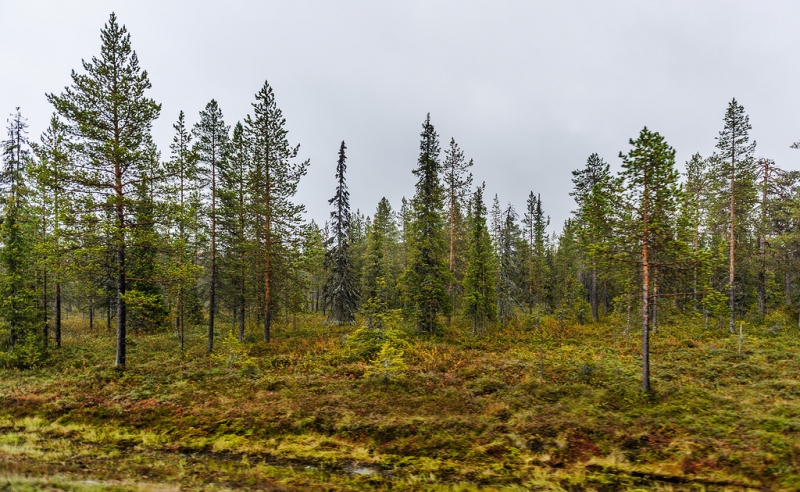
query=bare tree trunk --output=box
[758,159,769,317]
[642,185,651,393]
[55,282,61,347]
[652,273,658,335]
[264,179,272,343]
[42,271,48,349]
[179,286,185,357]
[208,159,217,353]
[786,272,791,308]
[590,265,598,322]
[729,153,736,334]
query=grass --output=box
[1,312,799,490]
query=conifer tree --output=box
[193,100,229,352]
[681,153,712,304]
[164,111,202,353]
[522,192,550,312]
[48,13,161,367]
[323,141,359,324]
[244,80,308,342]
[497,203,522,322]
[619,127,680,392]
[30,115,72,348]
[464,184,497,334]
[571,153,616,321]
[0,108,40,354]
[219,122,251,342]
[711,98,757,333]
[362,197,400,325]
[441,138,473,312]
[402,114,450,333]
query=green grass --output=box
[1,313,799,490]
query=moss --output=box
[0,315,796,489]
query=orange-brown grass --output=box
[0,311,798,490]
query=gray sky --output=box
[2,1,799,231]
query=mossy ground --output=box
[0,313,798,491]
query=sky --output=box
[2,1,800,232]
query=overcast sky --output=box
[2,1,799,231]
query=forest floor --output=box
[1,312,799,491]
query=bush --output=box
[364,341,407,383]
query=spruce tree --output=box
[362,197,399,325]
[193,100,230,352]
[571,153,616,321]
[0,108,40,355]
[497,203,522,323]
[401,114,451,334]
[323,141,359,324]
[464,184,497,334]
[48,12,161,367]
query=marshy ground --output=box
[1,314,798,490]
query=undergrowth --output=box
[0,313,798,490]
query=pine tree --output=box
[219,122,252,342]
[323,141,358,324]
[681,153,712,305]
[464,184,497,334]
[244,80,308,342]
[30,115,73,348]
[619,127,680,392]
[401,114,450,333]
[712,98,757,333]
[441,138,473,314]
[48,12,161,367]
[193,100,230,352]
[164,111,202,354]
[522,192,550,312]
[571,153,616,321]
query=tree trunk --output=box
[785,272,791,308]
[758,159,769,317]
[115,244,126,367]
[641,184,651,393]
[239,294,246,343]
[729,151,736,334]
[264,181,272,343]
[208,159,217,353]
[42,270,48,349]
[55,282,62,347]
[590,265,598,322]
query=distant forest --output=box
[2,14,797,392]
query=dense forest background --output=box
[3,14,800,394]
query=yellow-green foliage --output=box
[212,329,258,376]
[364,341,407,382]
[1,313,799,490]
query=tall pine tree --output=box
[48,13,161,367]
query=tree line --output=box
[3,14,800,392]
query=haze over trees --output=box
[4,13,800,397]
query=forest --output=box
[2,12,800,491]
